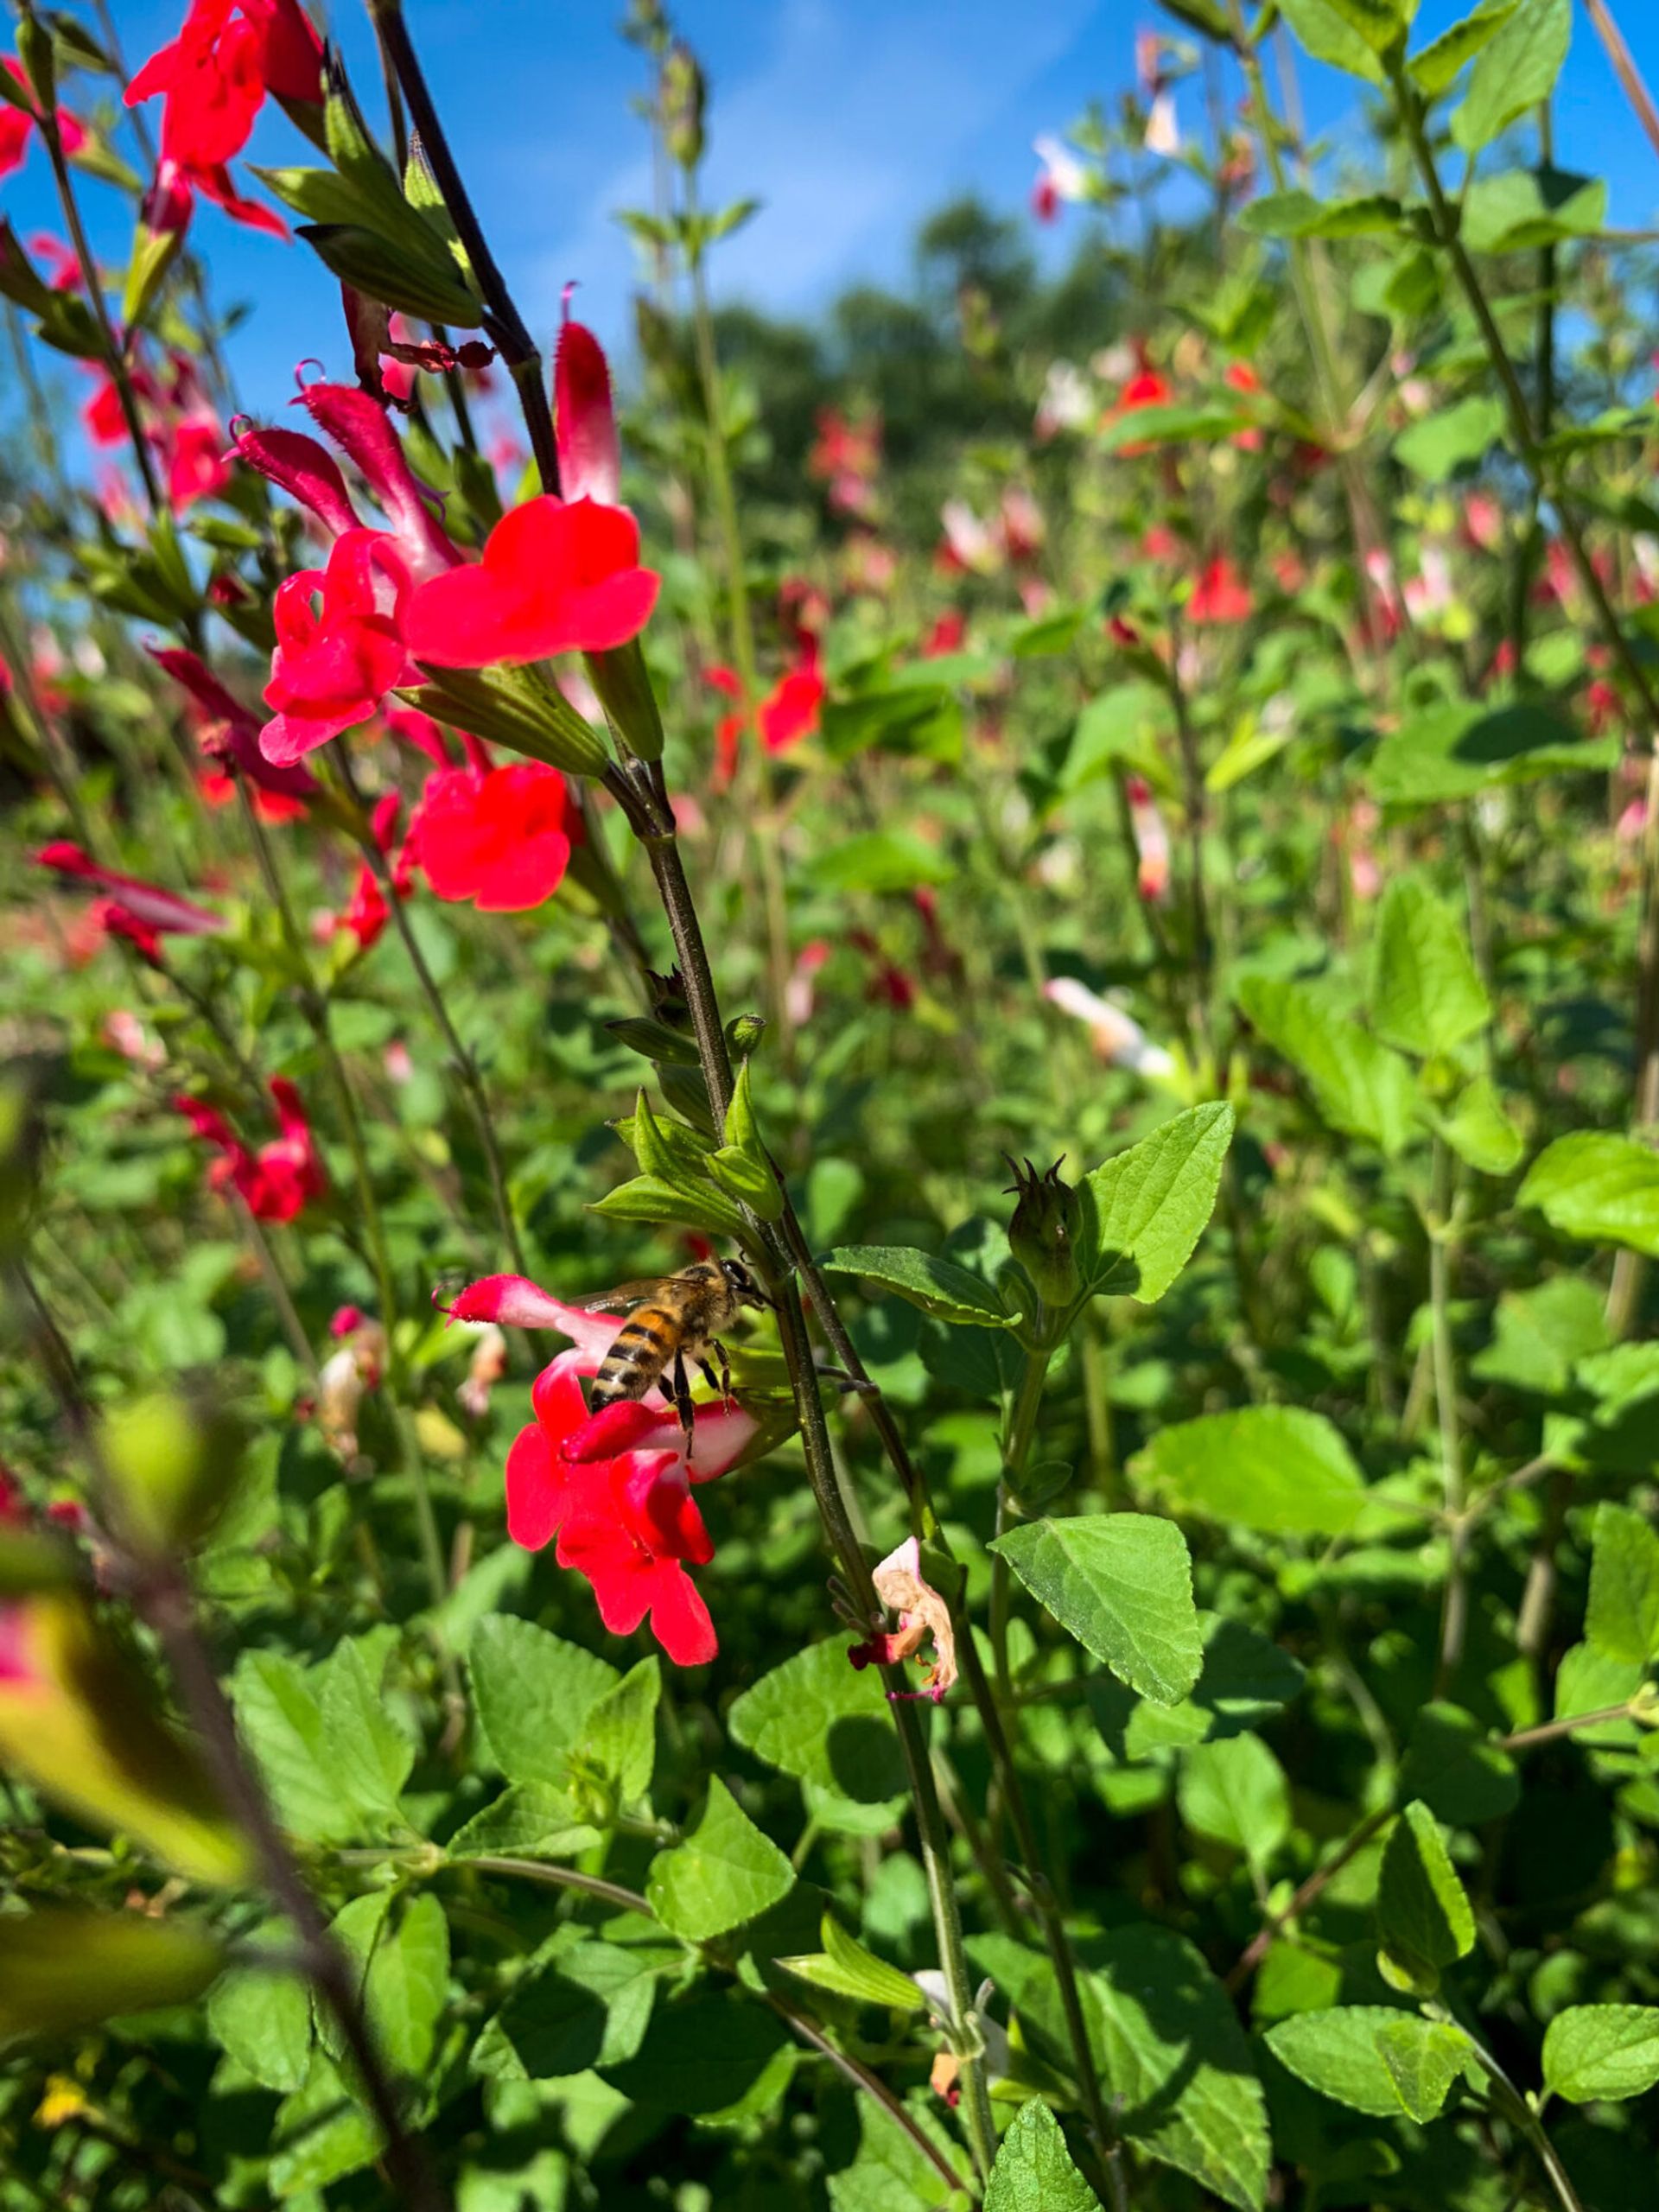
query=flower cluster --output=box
[442,1274,762,1665]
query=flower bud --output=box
[660,40,705,169]
[1003,1154,1079,1307]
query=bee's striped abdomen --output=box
[591,1308,676,1408]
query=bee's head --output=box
[721,1256,772,1311]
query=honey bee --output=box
[585,1257,771,1454]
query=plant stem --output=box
[16,1267,447,2212]
[1226,1805,1391,1993]
[1428,1138,1469,1697]
[1497,1700,1641,1754]
[1584,0,1659,166]
[365,0,558,494]
[333,745,527,1274]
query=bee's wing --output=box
[576,1278,676,1313]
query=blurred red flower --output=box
[177,1076,326,1222]
[410,762,583,912]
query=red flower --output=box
[34,841,226,957]
[923,610,965,658]
[149,643,319,808]
[404,496,659,669]
[444,1271,765,1666]
[759,639,824,755]
[125,0,321,237]
[0,58,85,181]
[555,318,621,506]
[27,233,81,291]
[1188,556,1252,626]
[261,530,418,766]
[177,1076,325,1223]
[410,762,582,912]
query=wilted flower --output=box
[849,1535,958,1702]
[1125,775,1172,903]
[458,1325,508,1420]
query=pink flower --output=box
[261,530,420,766]
[410,762,582,912]
[1125,777,1171,905]
[555,317,621,506]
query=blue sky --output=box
[7,0,1659,414]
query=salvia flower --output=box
[176,1077,325,1222]
[410,761,583,913]
[440,1272,761,1666]
[1125,776,1172,904]
[1044,977,1174,1080]
[34,842,226,963]
[261,530,420,766]
[555,316,621,506]
[404,495,659,669]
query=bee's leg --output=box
[710,1338,734,1408]
[696,1357,721,1395]
[671,1349,696,1458]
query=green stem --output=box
[1427,1138,1468,1697]
[334,746,527,1274]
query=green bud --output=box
[1003,1154,1080,1307]
[660,40,705,168]
[726,1012,766,1061]
[584,638,664,761]
[15,10,56,118]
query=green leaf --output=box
[363,1893,449,2077]
[1433,1073,1523,1175]
[474,1938,661,2080]
[232,1649,355,1843]
[589,1169,747,1238]
[469,1614,619,1787]
[207,1944,313,2093]
[1586,1503,1659,1665]
[1398,1702,1520,1823]
[709,1061,783,1220]
[646,1777,795,1941]
[1369,699,1609,804]
[1542,2005,1659,2102]
[1370,877,1491,1058]
[1378,1801,1475,1986]
[1237,976,1418,1154]
[575,1656,660,1805]
[1375,2015,1475,2121]
[1553,1640,1642,1746]
[1472,1276,1610,1394]
[1088,1926,1269,2210]
[0,1910,222,2039]
[319,1640,413,1830]
[817,1243,1020,1327]
[1408,2,1520,94]
[778,1914,928,2012]
[728,1637,906,1801]
[1279,0,1389,82]
[1394,394,1507,480]
[1520,1133,1659,1258]
[1133,1405,1367,1535]
[985,2100,1102,2212]
[1322,0,1409,51]
[807,830,956,893]
[1452,0,1571,153]
[1096,401,1250,452]
[445,1782,602,1860]
[1267,2005,1422,2115]
[1238,188,1405,239]
[1179,1732,1291,1866]
[1462,167,1606,253]
[990,1513,1203,1704]
[1077,1102,1234,1300]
